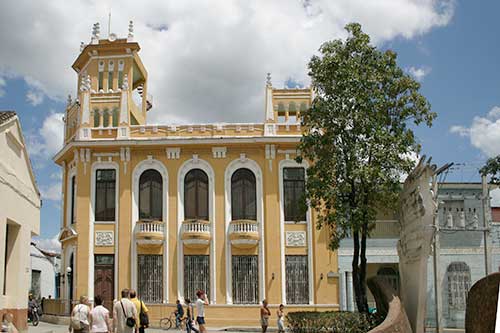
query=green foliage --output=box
[286,311,382,333]
[480,155,500,184]
[297,22,435,249]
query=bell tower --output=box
[64,21,152,142]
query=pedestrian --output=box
[90,295,111,333]
[1,313,18,333]
[113,289,138,333]
[276,304,285,333]
[195,290,208,333]
[260,299,271,333]
[69,296,91,333]
[175,300,184,329]
[129,290,149,333]
[184,299,199,333]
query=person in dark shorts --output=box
[195,290,208,333]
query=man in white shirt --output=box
[113,289,138,333]
[195,290,209,333]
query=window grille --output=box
[138,255,163,303]
[231,169,256,220]
[184,255,210,301]
[139,169,163,220]
[377,267,400,294]
[95,169,116,221]
[285,255,309,304]
[447,262,471,310]
[184,169,209,220]
[232,255,258,304]
[283,168,306,222]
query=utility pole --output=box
[482,175,492,275]
[432,174,443,333]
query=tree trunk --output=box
[351,227,369,313]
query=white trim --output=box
[90,161,119,301]
[224,158,265,304]
[278,159,313,305]
[64,245,76,311]
[66,167,77,228]
[177,158,216,304]
[131,159,169,303]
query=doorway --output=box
[94,255,114,311]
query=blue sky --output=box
[1,1,498,251]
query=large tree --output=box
[297,23,436,313]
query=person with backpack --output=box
[89,295,111,333]
[184,299,199,333]
[175,300,184,329]
[129,290,148,333]
[113,289,137,333]
[68,296,91,333]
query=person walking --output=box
[69,296,91,333]
[184,299,199,333]
[175,300,184,329]
[260,299,271,333]
[276,304,285,333]
[129,290,148,333]
[1,313,18,333]
[89,295,111,333]
[113,289,138,333]
[195,290,208,333]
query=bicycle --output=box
[159,311,187,330]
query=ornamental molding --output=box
[286,231,306,247]
[95,231,114,246]
[212,147,227,159]
[166,147,181,159]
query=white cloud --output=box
[26,90,44,106]
[40,182,61,201]
[0,0,454,123]
[27,112,64,159]
[32,234,61,253]
[408,66,431,81]
[0,77,6,97]
[450,106,500,157]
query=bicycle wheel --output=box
[32,313,39,326]
[160,318,172,330]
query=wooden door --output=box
[94,255,114,311]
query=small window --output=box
[70,175,76,224]
[283,168,306,222]
[138,255,163,303]
[184,169,209,220]
[289,102,297,112]
[231,169,256,220]
[93,109,100,127]
[139,170,163,221]
[102,109,110,127]
[286,255,309,304]
[98,72,104,91]
[447,262,471,310]
[118,71,123,89]
[95,169,116,221]
[108,71,113,90]
[184,255,210,301]
[112,108,119,127]
[232,255,258,304]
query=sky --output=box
[0,0,499,252]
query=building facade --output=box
[54,27,338,326]
[30,243,61,300]
[338,182,496,329]
[0,111,41,332]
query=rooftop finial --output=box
[67,94,72,106]
[128,20,134,41]
[91,22,100,44]
[80,42,85,52]
[266,72,272,87]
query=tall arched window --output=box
[377,267,400,294]
[139,170,163,220]
[184,169,209,220]
[231,168,256,220]
[447,262,471,310]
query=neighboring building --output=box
[30,243,61,300]
[0,111,41,331]
[54,26,338,326]
[338,182,495,329]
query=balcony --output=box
[181,220,211,248]
[229,220,260,249]
[370,220,400,238]
[135,221,165,246]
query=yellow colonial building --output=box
[54,25,339,326]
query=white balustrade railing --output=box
[229,220,259,233]
[182,221,210,234]
[137,221,164,233]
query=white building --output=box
[0,111,41,332]
[30,243,60,300]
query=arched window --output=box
[184,169,209,220]
[377,267,400,294]
[231,168,256,220]
[112,108,119,127]
[289,101,297,112]
[300,102,308,112]
[139,170,163,220]
[93,109,100,127]
[102,109,110,127]
[447,262,471,310]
